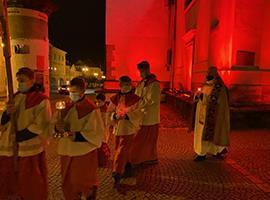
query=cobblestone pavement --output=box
[1,96,269,199]
[45,102,270,200]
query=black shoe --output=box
[112,172,121,186]
[193,155,206,161]
[122,162,134,178]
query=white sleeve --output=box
[27,99,52,137]
[80,109,105,148]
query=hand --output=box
[6,101,16,115]
[55,122,65,133]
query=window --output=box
[236,51,255,66]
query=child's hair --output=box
[16,67,35,80]
[96,93,106,101]
[70,77,86,90]
[119,75,132,83]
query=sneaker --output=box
[193,155,206,161]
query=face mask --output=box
[206,75,214,81]
[140,72,147,79]
[121,85,131,93]
[18,82,30,93]
[69,92,81,102]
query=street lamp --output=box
[82,67,89,72]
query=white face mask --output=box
[69,92,81,102]
[140,72,148,79]
[18,82,30,93]
[121,85,132,93]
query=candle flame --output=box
[55,101,66,110]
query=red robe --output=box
[109,91,141,174]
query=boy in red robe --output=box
[53,77,104,200]
[108,76,143,185]
[0,67,51,200]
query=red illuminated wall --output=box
[171,0,270,105]
[106,0,170,82]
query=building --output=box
[106,0,171,82]
[77,64,104,79]
[49,44,67,89]
[168,0,270,105]
[107,0,270,105]
[65,65,82,84]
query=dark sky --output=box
[48,0,105,67]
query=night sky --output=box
[48,0,105,68]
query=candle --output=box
[55,101,66,110]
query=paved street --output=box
[46,99,270,200]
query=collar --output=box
[25,91,48,109]
[62,96,96,119]
[110,90,140,107]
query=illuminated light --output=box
[55,101,66,110]
[54,67,57,71]
[101,75,106,79]
[1,43,4,48]
[93,73,98,77]
[197,87,201,92]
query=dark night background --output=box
[48,0,105,70]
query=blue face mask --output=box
[18,82,30,93]
[69,92,81,102]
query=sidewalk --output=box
[46,103,270,200]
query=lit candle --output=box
[54,101,66,138]
[56,101,66,110]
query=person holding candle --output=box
[193,66,230,161]
[0,67,51,199]
[108,76,143,186]
[52,77,104,200]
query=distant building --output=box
[76,64,103,79]
[49,44,67,89]
[65,65,83,84]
